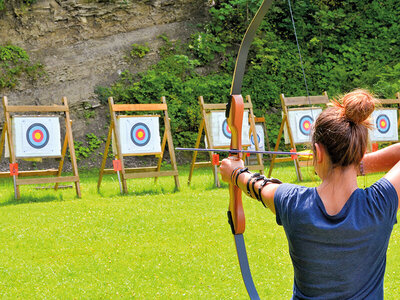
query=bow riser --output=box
[228,94,245,234]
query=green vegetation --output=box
[95,0,400,150]
[0,165,398,298]
[73,133,106,163]
[0,44,45,90]
[127,43,150,60]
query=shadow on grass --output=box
[97,185,180,198]
[0,193,67,207]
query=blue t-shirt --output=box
[274,178,398,300]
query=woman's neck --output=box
[317,165,359,215]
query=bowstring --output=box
[287,0,314,124]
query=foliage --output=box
[0,0,4,10]
[95,0,400,149]
[0,44,45,90]
[127,43,150,60]
[73,133,105,162]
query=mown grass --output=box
[0,163,398,299]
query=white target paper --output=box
[116,116,161,154]
[249,124,265,151]
[10,116,61,158]
[370,109,398,142]
[207,111,250,147]
[284,108,322,144]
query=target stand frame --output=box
[267,92,330,181]
[245,113,272,164]
[0,96,81,199]
[369,93,400,149]
[97,96,180,194]
[188,95,264,187]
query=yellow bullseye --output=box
[138,131,144,138]
[34,132,42,140]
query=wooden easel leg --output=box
[98,126,112,191]
[55,128,69,191]
[268,119,285,177]
[155,130,168,184]
[63,97,81,198]
[210,151,220,187]
[188,119,204,185]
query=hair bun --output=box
[340,89,376,124]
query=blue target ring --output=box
[26,123,49,149]
[251,133,261,146]
[299,115,313,136]
[131,122,151,146]
[222,119,231,139]
[376,114,390,134]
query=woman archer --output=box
[220,89,400,299]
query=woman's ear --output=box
[314,143,324,163]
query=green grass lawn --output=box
[0,163,399,299]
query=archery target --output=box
[116,116,161,154]
[131,123,151,146]
[284,108,322,144]
[249,124,265,151]
[370,109,398,142]
[12,116,61,158]
[207,111,250,147]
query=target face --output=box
[370,109,398,142]
[26,123,50,149]
[251,133,261,145]
[376,114,390,134]
[285,108,322,144]
[208,111,250,147]
[131,123,151,146]
[299,116,313,136]
[222,119,232,139]
[249,124,265,151]
[116,116,161,154]
[10,116,61,158]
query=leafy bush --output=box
[0,44,45,90]
[95,0,400,149]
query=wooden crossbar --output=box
[16,176,79,185]
[112,103,167,112]
[5,105,68,113]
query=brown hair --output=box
[312,89,377,167]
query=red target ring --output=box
[222,119,232,139]
[299,116,313,136]
[26,123,49,149]
[376,114,390,134]
[130,123,151,146]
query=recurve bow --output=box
[226,1,274,299]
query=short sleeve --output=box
[274,183,299,226]
[366,178,398,225]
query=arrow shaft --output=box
[176,147,312,156]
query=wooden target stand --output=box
[268,92,329,181]
[97,96,180,194]
[0,96,81,199]
[246,114,272,164]
[368,92,400,151]
[188,95,264,187]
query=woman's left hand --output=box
[220,157,245,183]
